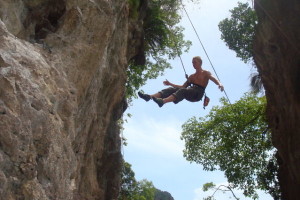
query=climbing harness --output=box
[203,94,210,109]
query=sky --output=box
[122,0,272,199]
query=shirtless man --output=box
[138,56,224,107]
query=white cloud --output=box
[123,116,185,157]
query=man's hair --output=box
[193,56,202,66]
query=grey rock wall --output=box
[0,0,140,199]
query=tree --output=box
[119,161,138,199]
[133,179,156,200]
[218,2,263,94]
[218,2,257,63]
[181,93,280,199]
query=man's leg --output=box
[150,93,162,98]
[138,91,151,101]
[163,95,176,103]
[138,91,162,102]
[153,94,176,107]
[153,88,188,107]
[152,88,179,107]
[138,87,176,102]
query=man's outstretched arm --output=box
[163,79,189,88]
[208,74,224,91]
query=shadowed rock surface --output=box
[254,0,300,199]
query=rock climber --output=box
[138,56,224,107]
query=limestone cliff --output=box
[254,0,300,199]
[0,0,144,199]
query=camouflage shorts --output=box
[159,86,205,103]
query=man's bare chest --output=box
[189,72,208,82]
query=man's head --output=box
[192,56,202,68]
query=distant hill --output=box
[155,189,175,200]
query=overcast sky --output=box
[123,0,272,199]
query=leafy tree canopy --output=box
[134,179,156,200]
[218,2,257,63]
[181,93,280,199]
[120,161,138,199]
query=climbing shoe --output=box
[138,91,151,102]
[152,97,164,107]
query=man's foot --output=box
[152,97,164,107]
[138,91,151,102]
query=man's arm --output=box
[208,73,224,91]
[163,79,189,88]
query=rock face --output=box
[254,0,300,199]
[0,0,143,199]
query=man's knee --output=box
[173,89,186,103]
[161,87,178,98]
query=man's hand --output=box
[219,84,224,92]
[163,79,171,86]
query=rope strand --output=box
[175,46,189,79]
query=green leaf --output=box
[203,182,216,192]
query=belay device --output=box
[203,94,210,109]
